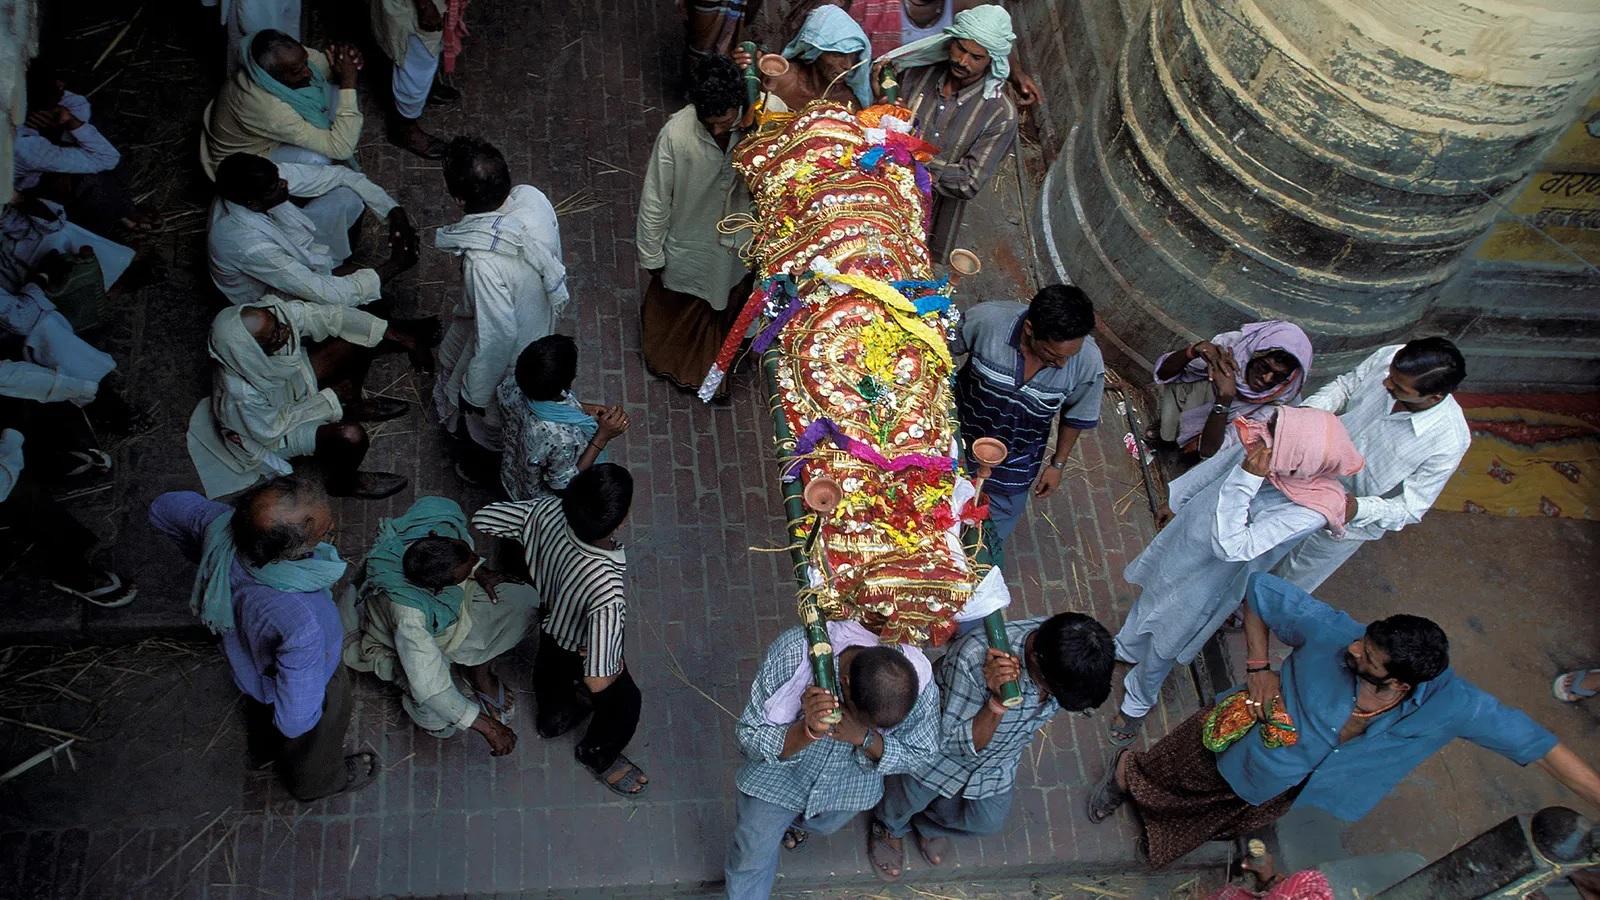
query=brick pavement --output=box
[0,1,1217,895]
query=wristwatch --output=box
[1048,459,1067,470]
[1210,403,1229,416]
[860,728,878,753]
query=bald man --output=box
[150,474,380,801]
[186,297,440,499]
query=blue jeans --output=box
[984,489,1029,544]
[725,791,861,899]
[875,773,1013,839]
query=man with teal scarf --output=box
[150,475,380,801]
[342,496,537,756]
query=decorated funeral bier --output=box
[701,94,1017,704]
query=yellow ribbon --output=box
[816,271,953,369]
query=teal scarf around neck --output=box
[191,510,347,635]
[530,393,601,446]
[364,497,472,635]
[241,30,334,130]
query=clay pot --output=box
[757,53,791,78]
[803,476,843,514]
[948,248,982,288]
[970,437,1008,499]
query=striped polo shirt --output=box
[471,498,627,678]
[953,301,1105,496]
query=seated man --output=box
[149,475,379,802]
[0,368,136,607]
[209,153,418,307]
[369,0,462,159]
[200,29,366,179]
[15,61,160,241]
[471,464,649,796]
[868,612,1114,880]
[342,496,535,756]
[724,624,940,899]
[186,297,439,500]
[434,136,568,460]
[1,196,137,302]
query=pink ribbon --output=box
[785,417,955,481]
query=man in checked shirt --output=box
[867,612,1114,880]
[725,626,941,898]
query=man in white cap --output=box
[877,5,1020,261]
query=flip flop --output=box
[781,827,809,851]
[1108,711,1146,748]
[475,679,515,725]
[586,753,648,798]
[61,448,112,478]
[1553,669,1600,702]
[867,819,904,882]
[1087,749,1130,824]
[325,751,381,799]
[50,570,137,608]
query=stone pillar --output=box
[1037,0,1600,377]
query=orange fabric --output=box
[1234,406,1364,535]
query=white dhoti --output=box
[392,34,441,119]
[1270,530,1369,592]
[265,147,366,265]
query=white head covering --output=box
[880,6,1017,99]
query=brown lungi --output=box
[1123,708,1300,869]
[640,272,752,399]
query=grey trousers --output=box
[875,773,1013,839]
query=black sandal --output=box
[327,751,381,799]
[586,753,648,797]
[781,827,809,851]
[1087,748,1130,824]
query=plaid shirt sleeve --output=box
[735,628,808,766]
[871,682,941,775]
[937,641,991,759]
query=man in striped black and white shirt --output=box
[471,463,649,796]
[1270,338,1471,591]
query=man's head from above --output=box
[1023,284,1095,369]
[1348,614,1449,695]
[25,59,65,113]
[232,474,334,567]
[216,153,289,212]
[1385,337,1465,413]
[240,305,293,355]
[514,334,579,402]
[403,534,479,592]
[561,463,634,545]
[251,30,313,89]
[840,646,918,729]
[687,55,746,138]
[443,135,512,214]
[945,37,992,86]
[1031,612,1115,712]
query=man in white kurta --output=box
[186,297,414,499]
[369,0,455,158]
[0,280,115,399]
[1270,339,1471,591]
[208,153,418,307]
[342,496,534,755]
[432,137,569,453]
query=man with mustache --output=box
[1086,572,1600,868]
[873,5,1021,262]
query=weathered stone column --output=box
[1037,0,1600,376]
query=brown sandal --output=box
[867,819,904,882]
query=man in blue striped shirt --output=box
[952,285,1104,544]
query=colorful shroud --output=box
[702,101,981,645]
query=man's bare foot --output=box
[867,820,904,881]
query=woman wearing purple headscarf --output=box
[1151,321,1313,458]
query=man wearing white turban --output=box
[877,5,1021,261]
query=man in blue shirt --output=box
[952,285,1104,545]
[1086,572,1600,868]
[150,475,380,801]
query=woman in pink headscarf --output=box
[1105,406,1362,747]
[1151,321,1314,458]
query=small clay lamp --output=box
[948,249,982,292]
[802,476,843,514]
[970,437,1008,500]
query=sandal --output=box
[61,448,112,478]
[1108,711,1146,748]
[475,679,515,725]
[781,827,809,851]
[867,819,904,882]
[1553,669,1600,702]
[1087,749,1130,824]
[913,830,949,867]
[325,751,381,799]
[50,570,137,608]
[585,753,648,797]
